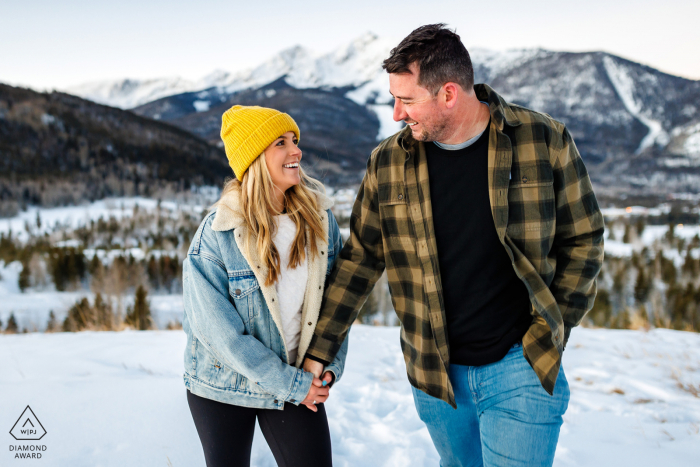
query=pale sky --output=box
[2,0,699,90]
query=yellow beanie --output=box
[220,105,300,181]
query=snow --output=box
[192,100,210,112]
[212,32,399,102]
[601,205,671,218]
[602,56,670,154]
[1,326,698,466]
[601,224,700,259]
[686,130,700,157]
[367,104,404,140]
[670,121,700,166]
[0,196,204,243]
[640,224,700,243]
[470,48,545,82]
[345,72,391,105]
[603,240,634,258]
[64,76,199,109]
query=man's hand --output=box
[301,377,329,412]
[303,358,324,379]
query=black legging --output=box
[187,390,333,467]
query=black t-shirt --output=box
[425,122,532,366]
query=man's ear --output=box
[442,82,460,109]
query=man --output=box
[304,24,604,466]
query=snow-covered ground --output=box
[1,326,698,466]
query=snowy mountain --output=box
[63,33,700,198]
[65,76,199,110]
[63,33,394,109]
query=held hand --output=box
[301,377,330,412]
[321,371,333,387]
[303,358,324,379]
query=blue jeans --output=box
[412,342,569,467]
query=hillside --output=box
[0,84,228,217]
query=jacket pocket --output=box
[229,270,260,324]
[193,336,242,390]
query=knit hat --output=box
[220,105,300,181]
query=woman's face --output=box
[264,131,302,193]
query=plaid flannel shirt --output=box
[306,84,605,407]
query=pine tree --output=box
[660,255,677,285]
[637,304,649,328]
[63,297,93,332]
[622,224,631,244]
[50,249,68,291]
[666,223,676,245]
[147,255,159,290]
[615,308,631,330]
[160,255,171,291]
[18,260,30,292]
[5,313,18,333]
[590,289,612,327]
[634,267,650,303]
[613,267,626,294]
[635,217,646,237]
[46,310,58,332]
[93,293,114,330]
[88,254,101,277]
[125,285,153,330]
[682,249,698,277]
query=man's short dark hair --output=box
[382,24,474,95]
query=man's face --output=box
[389,62,447,142]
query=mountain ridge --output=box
[31,34,700,199]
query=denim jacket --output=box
[182,186,347,410]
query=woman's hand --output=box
[321,371,334,387]
[301,377,330,412]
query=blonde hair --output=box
[213,153,326,286]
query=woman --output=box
[182,105,347,467]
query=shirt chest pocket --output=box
[507,161,555,233]
[228,271,260,323]
[377,182,418,259]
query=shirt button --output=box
[308,322,312,325]
[522,176,528,183]
[321,251,325,255]
[274,399,279,404]
[290,399,296,403]
[235,289,241,295]
[398,194,403,200]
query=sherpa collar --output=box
[209,185,334,368]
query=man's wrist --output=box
[305,354,331,367]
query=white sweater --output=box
[272,214,308,364]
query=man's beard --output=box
[409,119,449,142]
